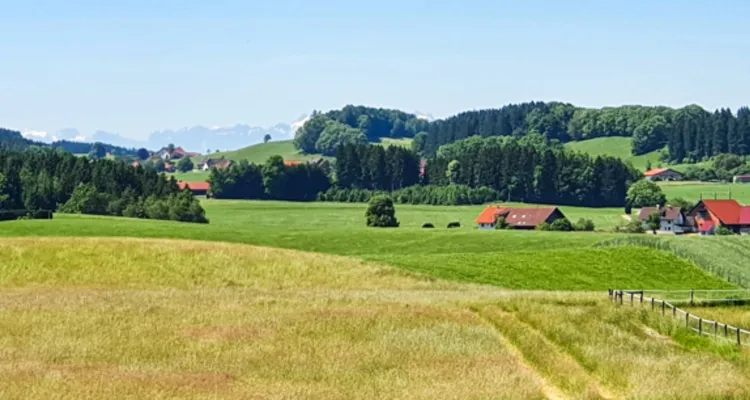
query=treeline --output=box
[318,185,498,206]
[334,144,421,190]
[0,129,44,151]
[208,156,331,201]
[51,140,139,157]
[301,103,750,164]
[425,136,640,207]
[0,148,207,223]
[0,128,141,158]
[294,106,429,155]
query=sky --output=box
[1,0,750,140]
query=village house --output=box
[177,181,210,196]
[688,199,750,235]
[197,158,233,171]
[163,163,175,173]
[644,168,683,181]
[475,206,567,230]
[638,206,689,234]
[733,175,750,184]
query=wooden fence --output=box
[609,289,750,347]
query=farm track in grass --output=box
[1,238,749,398]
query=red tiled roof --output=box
[476,206,510,224]
[178,181,210,191]
[644,168,681,177]
[172,147,186,155]
[284,160,303,167]
[132,161,140,167]
[699,221,715,233]
[739,207,750,225]
[700,200,743,225]
[164,163,174,169]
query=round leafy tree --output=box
[365,195,399,228]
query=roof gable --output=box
[644,168,681,177]
[698,200,743,225]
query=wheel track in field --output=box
[471,306,616,400]
[470,306,569,400]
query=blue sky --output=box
[1,0,749,140]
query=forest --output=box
[0,148,207,223]
[294,106,430,155]
[294,103,750,164]
[424,103,750,162]
[335,137,638,207]
[208,156,331,201]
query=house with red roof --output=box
[688,199,750,235]
[177,181,210,196]
[476,206,567,230]
[644,168,682,181]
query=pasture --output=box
[5,199,750,398]
[1,237,750,398]
[195,140,328,164]
[0,200,739,291]
[660,181,750,204]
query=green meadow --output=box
[5,199,750,398]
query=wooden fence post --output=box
[662,301,665,316]
[630,292,634,305]
[725,324,729,337]
[715,321,718,337]
[608,289,612,300]
[651,297,654,311]
[673,305,676,317]
[699,318,702,335]
[686,312,690,328]
[738,328,742,346]
[640,292,644,304]
[690,289,695,306]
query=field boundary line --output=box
[609,289,750,346]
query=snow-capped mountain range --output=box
[21,111,434,152]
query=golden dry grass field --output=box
[1,237,750,399]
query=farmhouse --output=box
[734,175,750,184]
[638,206,689,234]
[198,158,233,171]
[476,206,567,230]
[164,163,175,173]
[177,181,210,196]
[644,168,682,181]
[284,160,303,167]
[688,199,750,235]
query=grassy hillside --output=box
[0,200,735,291]
[194,140,327,164]
[565,137,662,170]
[0,237,748,398]
[597,235,750,287]
[659,181,750,203]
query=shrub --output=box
[365,195,399,228]
[447,221,461,229]
[573,218,595,232]
[59,183,110,215]
[615,219,646,234]
[550,218,573,232]
[495,216,509,230]
[716,226,733,236]
[422,223,435,229]
[536,222,551,231]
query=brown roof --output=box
[644,168,681,177]
[504,207,562,228]
[178,181,210,191]
[476,206,563,227]
[638,206,681,222]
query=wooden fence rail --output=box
[609,289,750,347]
